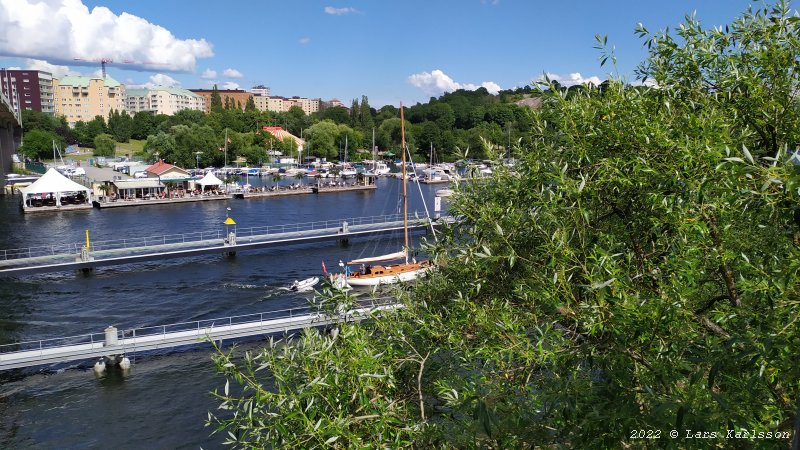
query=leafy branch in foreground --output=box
[208,2,800,448]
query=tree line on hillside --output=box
[208,2,800,448]
[18,83,543,168]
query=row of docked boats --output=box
[186,160,393,180]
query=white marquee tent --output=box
[197,171,223,192]
[19,168,94,209]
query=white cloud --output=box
[201,68,217,79]
[407,69,501,95]
[128,73,181,89]
[149,73,180,86]
[222,81,240,90]
[539,72,603,87]
[324,6,359,15]
[222,68,243,78]
[299,37,311,45]
[0,0,214,73]
[23,58,79,77]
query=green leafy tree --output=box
[376,117,414,156]
[304,120,340,159]
[319,106,350,125]
[131,111,157,140]
[359,95,374,130]
[21,109,60,133]
[209,3,800,448]
[143,131,177,162]
[107,109,133,143]
[84,115,108,147]
[349,98,359,127]
[245,96,257,112]
[18,129,61,160]
[210,84,223,113]
[92,133,116,157]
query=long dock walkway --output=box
[0,212,445,277]
[0,298,401,371]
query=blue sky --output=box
[0,1,785,107]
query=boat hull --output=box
[345,265,429,286]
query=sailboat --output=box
[340,135,357,178]
[332,103,431,287]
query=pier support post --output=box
[338,221,349,246]
[76,246,95,274]
[224,231,237,256]
[77,246,94,262]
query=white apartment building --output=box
[252,95,320,115]
[125,86,205,115]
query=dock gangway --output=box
[0,212,449,277]
[0,298,402,371]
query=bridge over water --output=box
[0,87,22,184]
[0,212,446,277]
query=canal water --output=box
[0,177,444,449]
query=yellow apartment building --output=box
[53,76,125,126]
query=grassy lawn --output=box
[43,139,146,165]
[115,139,145,157]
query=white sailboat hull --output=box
[344,265,430,287]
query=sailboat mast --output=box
[400,103,408,262]
[224,128,228,168]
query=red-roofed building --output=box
[262,126,305,151]
[145,160,190,180]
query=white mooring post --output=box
[104,326,118,347]
[434,196,441,219]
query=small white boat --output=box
[289,277,319,292]
[436,188,455,197]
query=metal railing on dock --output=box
[0,212,431,261]
[0,297,401,371]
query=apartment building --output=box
[252,95,320,115]
[125,87,205,115]
[0,69,54,114]
[53,76,125,126]
[250,85,270,97]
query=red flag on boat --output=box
[321,261,327,275]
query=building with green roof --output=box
[125,86,204,116]
[53,76,124,126]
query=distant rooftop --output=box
[57,75,121,88]
[126,86,202,98]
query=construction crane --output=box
[72,57,150,78]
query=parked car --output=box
[71,167,86,176]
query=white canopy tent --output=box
[197,171,223,192]
[19,168,93,209]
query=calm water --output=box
[0,177,443,449]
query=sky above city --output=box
[0,0,788,107]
